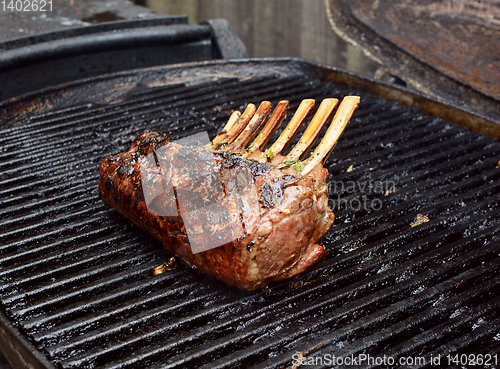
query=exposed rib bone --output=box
[209,97,358,172]
[264,99,315,160]
[303,96,360,174]
[281,98,338,164]
[225,101,272,152]
[213,103,256,149]
[244,100,289,157]
[212,110,241,147]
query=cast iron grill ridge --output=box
[0,61,499,369]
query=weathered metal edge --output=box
[0,310,56,369]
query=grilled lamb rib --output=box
[99,97,359,291]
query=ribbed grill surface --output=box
[1,67,500,369]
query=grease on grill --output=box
[411,213,430,228]
[153,257,178,275]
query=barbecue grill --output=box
[1,2,500,369]
[1,58,500,369]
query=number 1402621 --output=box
[1,0,52,12]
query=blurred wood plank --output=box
[145,0,198,20]
[251,0,303,57]
[300,0,345,67]
[144,0,379,76]
[197,0,255,55]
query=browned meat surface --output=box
[99,132,333,291]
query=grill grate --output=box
[1,61,499,369]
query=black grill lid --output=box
[0,59,499,369]
[0,0,248,102]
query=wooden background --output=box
[143,0,381,77]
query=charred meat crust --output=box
[99,132,334,291]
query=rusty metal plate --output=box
[326,0,500,124]
[349,0,500,100]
